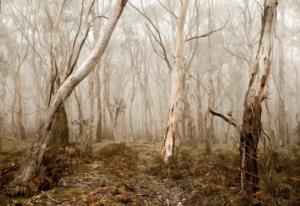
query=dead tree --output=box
[8,0,128,193]
[210,0,278,194]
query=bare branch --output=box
[156,0,177,19]
[185,20,227,42]
[209,107,239,128]
[129,1,173,72]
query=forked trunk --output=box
[9,0,127,190]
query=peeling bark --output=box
[240,0,277,193]
[162,0,190,163]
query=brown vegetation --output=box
[1,138,299,205]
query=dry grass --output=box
[0,138,299,205]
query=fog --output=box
[0,0,300,204]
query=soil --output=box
[0,138,299,206]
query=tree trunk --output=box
[74,88,83,144]
[49,104,69,146]
[129,82,136,140]
[86,73,94,151]
[0,81,5,150]
[240,0,277,193]
[95,67,102,142]
[264,101,276,147]
[103,64,114,140]
[13,64,26,140]
[196,79,204,144]
[162,0,190,163]
[205,0,215,152]
[142,60,153,142]
[10,0,127,190]
[277,35,289,146]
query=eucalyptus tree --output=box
[210,0,278,193]
[162,0,190,162]
[9,0,128,194]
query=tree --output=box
[12,43,28,140]
[9,0,128,193]
[204,0,215,153]
[240,0,278,193]
[210,0,278,193]
[276,5,289,146]
[162,0,190,163]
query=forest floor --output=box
[0,137,300,206]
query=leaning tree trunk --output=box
[9,0,127,191]
[162,0,190,163]
[240,0,277,193]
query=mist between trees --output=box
[0,0,300,203]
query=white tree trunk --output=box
[12,0,127,187]
[162,0,190,163]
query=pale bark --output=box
[12,47,28,140]
[162,0,190,162]
[129,78,137,139]
[140,55,153,142]
[88,73,94,140]
[11,0,127,188]
[103,63,114,140]
[277,12,289,146]
[13,65,26,140]
[90,5,104,143]
[194,0,204,145]
[74,88,84,144]
[264,101,276,147]
[196,79,204,144]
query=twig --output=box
[185,19,228,42]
